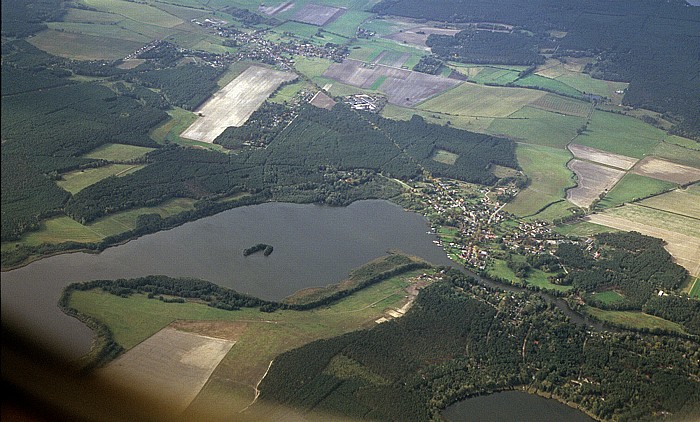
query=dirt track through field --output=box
[96,326,235,417]
[585,214,700,276]
[181,66,297,143]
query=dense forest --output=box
[372,0,700,137]
[427,30,544,66]
[553,232,699,335]
[253,270,700,421]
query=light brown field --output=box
[96,325,236,418]
[181,66,297,143]
[637,187,700,219]
[566,159,625,208]
[585,214,700,276]
[384,27,460,50]
[258,1,294,16]
[292,3,345,26]
[117,58,146,69]
[322,59,458,107]
[309,91,336,110]
[568,143,638,170]
[631,157,700,185]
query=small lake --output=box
[443,391,594,422]
[1,200,453,360]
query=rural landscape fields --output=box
[2,0,700,420]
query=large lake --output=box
[1,200,453,360]
[443,391,594,422]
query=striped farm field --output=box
[637,185,700,219]
[529,94,592,118]
[651,141,700,169]
[418,82,545,119]
[83,0,184,28]
[29,29,143,60]
[512,74,583,98]
[470,67,520,85]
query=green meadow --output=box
[575,110,665,158]
[83,144,155,162]
[57,165,146,194]
[584,307,686,334]
[487,106,585,149]
[597,174,676,209]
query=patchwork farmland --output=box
[568,144,638,170]
[181,66,297,143]
[630,157,700,185]
[322,59,459,107]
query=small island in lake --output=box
[243,243,274,256]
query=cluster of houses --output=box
[343,94,384,112]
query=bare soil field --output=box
[309,90,336,110]
[292,3,345,26]
[96,326,235,417]
[384,26,460,49]
[529,94,592,117]
[117,58,146,69]
[181,66,297,143]
[568,143,638,170]
[566,159,625,208]
[323,59,458,107]
[585,214,700,276]
[631,157,700,185]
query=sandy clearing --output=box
[585,214,700,276]
[181,66,297,143]
[568,143,638,170]
[631,157,700,185]
[96,326,235,417]
[566,159,626,208]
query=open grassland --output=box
[431,149,459,165]
[383,26,460,50]
[273,21,348,45]
[489,259,571,292]
[63,8,122,24]
[487,106,585,149]
[665,135,700,150]
[4,198,197,248]
[182,66,297,143]
[69,268,433,415]
[83,0,184,28]
[381,103,494,133]
[586,209,700,276]
[470,67,520,85]
[568,144,637,170]
[529,94,592,118]
[535,58,628,99]
[418,82,545,120]
[575,110,664,158]
[324,10,373,37]
[554,221,618,238]
[525,200,582,223]
[690,278,700,299]
[97,327,235,418]
[150,108,198,144]
[638,186,700,219]
[83,143,155,162]
[566,160,625,208]
[513,74,582,98]
[57,164,146,194]
[293,56,333,79]
[584,307,686,334]
[47,22,150,43]
[596,174,676,209]
[631,157,700,185]
[589,290,624,305]
[651,141,700,169]
[504,143,575,216]
[29,30,143,60]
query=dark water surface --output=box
[443,391,594,422]
[2,200,453,360]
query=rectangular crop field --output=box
[487,106,586,149]
[652,141,700,169]
[513,74,582,98]
[584,307,685,334]
[638,187,700,219]
[181,66,297,143]
[631,157,700,185]
[292,4,345,26]
[574,110,665,158]
[83,143,155,161]
[529,94,592,118]
[566,159,625,208]
[383,26,460,49]
[504,143,575,216]
[419,82,545,119]
[470,67,520,85]
[97,327,235,417]
[29,30,143,60]
[596,173,676,209]
[568,143,638,170]
[57,164,145,194]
